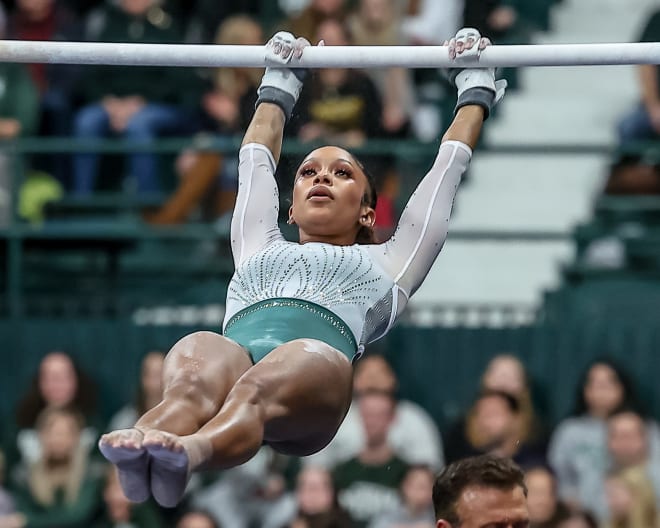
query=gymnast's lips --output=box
[307,186,334,200]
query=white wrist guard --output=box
[450,69,507,120]
[257,68,305,121]
[256,31,309,121]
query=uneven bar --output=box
[0,41,658,68]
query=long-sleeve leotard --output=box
[224,140,472,350]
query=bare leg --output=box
[99,331,252,503]
[144,338,354,507]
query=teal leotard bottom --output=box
[223,298,358,363]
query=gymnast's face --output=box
[290,146,375,244]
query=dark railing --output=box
[0,136,657,319]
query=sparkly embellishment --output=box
[225,298,358,351]
[226,240,394,349]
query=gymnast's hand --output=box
[445,28,507,120]
[256,31,312,121]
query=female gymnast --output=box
[99,27,506,508]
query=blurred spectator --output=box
[282,0,348,43]
[187,0,260,44]
[548,358,660,519]
[368,465,435,528]
[93,466,164,528]
[13,351,99,468]
[602,160,660,195]
[462,0,529,91]
[11,407,105,528]
[7,0,82,186]
[192,446,293,528]
[176,509,220,528]
[444,389,545,467]
[290,18,384,148]
[72,0,193,196]
[333,392,409,527]
[266,465,353,528]
[556,511,598,528]
[347,0,414,138]
[604,468,660,528]
[400,0,461,45]
[306,354,444,471]
[0,2,40,227]
[108,351,165,431]
[617,8,660,145]
[480,354,548,452]
[605,409,660,508]
[524,466,570,528]
[145,14,262,226]
[462,0,524,44]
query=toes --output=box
[143,430,185,452]
[99,428,144,454]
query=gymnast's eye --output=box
[335,168,352,178]
[301,167,316,177]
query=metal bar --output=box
[0,41,659,68]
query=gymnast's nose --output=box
[313,170,332,185]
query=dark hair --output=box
[292,149,379,245]
[351,152,378,244]
[35,405,86,432]
[400,464,435,499]
[176,510,220,528]
[15,352,97,429]
[433,455,527,524]
[477,389,520,414]
[559,510,598,528]
[571,357,640,417]
[294,510,353,528]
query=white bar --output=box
[0,40,658,68]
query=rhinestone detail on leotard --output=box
[225,240,395,346]
[224,298,358,351]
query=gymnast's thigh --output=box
[237,338,354,457]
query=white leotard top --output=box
[223,140,472,351]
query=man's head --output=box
[433,455,528,528]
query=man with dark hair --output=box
[433,454,529,528]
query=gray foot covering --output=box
[145,443,190,508]
[99,441,150,503]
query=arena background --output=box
[0,0,659,525]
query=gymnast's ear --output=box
[359,207,375,228]
[288,205,296,225]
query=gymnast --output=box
[99,27,507,507]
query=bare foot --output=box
[143,430,190,508]
[98,428,150,503]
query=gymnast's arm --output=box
[241,103,286,162]
[231,104,286,266]
[372,106,482,297]
[371,28,504,297]
[231,32,309,265]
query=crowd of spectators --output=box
[0,349,659,528]
[0,0,536,231]
[2,2,660,526]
